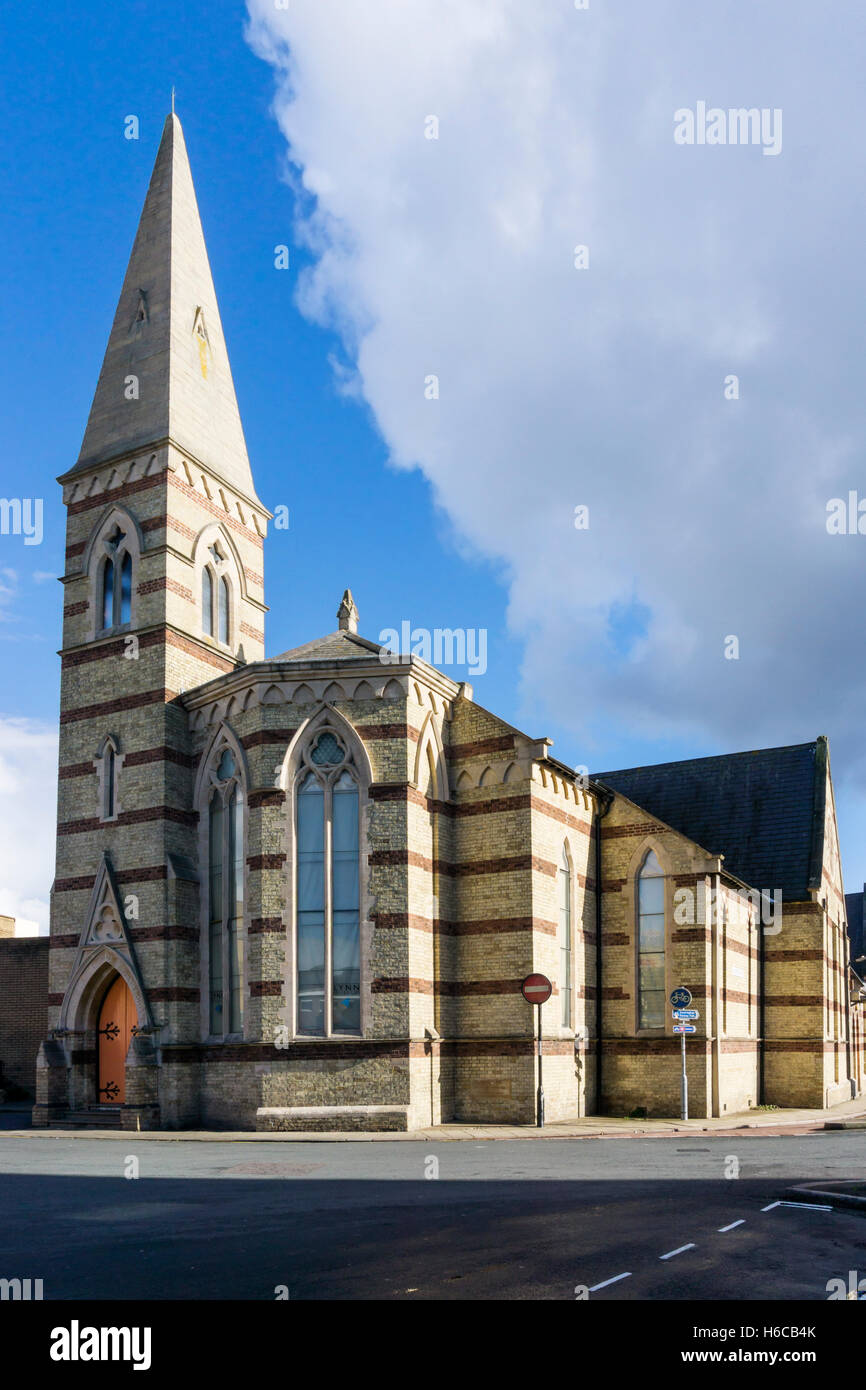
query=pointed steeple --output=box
[75,113,258,500]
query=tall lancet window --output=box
[99,524,134,633]
[559,846,572,1027]
[296,730,361,1036]
[202,567,214,637]
[638,849,666,1030]
[208,748,245,1037]
[218,576,230,645]
[95,734,122,823]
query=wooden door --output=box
[97,975,134,1105]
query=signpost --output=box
[669,987,695,1120]
[522,974,552,1128]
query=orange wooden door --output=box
[97,975,134,1105]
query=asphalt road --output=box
[1,1133,864,1300]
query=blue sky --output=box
[2,0,866,929]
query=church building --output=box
[33,114,865,1130]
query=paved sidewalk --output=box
[2,1095,865,1142]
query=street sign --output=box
[673,1024,696,1034]
[522,975,552,1129]
[670,987,692,1007]
[522,974,552,1005]
[672,1009,699,1020]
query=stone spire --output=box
[337,589,359,633]
[74,112,259,501]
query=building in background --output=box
[0,916,49,1100]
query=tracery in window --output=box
[296,729,360,1036]
[99,524,134,632]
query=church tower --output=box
[35,114,270,1127]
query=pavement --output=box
[1,1131,864,1300]
[3,1094,866,1142]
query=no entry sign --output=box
[522,973,552,1005]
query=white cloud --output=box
[245,0,866,790]
[0,716,57,934]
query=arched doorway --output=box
[97,974,134,1106]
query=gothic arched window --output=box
[296,729,360,1036]
[99,524,134,633]
[199,544,231,646]
[638,849,665,1029]
[559,845,572,1028]
[208,747,245,1037]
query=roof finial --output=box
[171,85,176,116]
[337,589,359,634]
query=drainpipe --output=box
[758,893,766,1106]
[843,927,853,1096]
[711,868,722,1119]
[592,785,614,1113]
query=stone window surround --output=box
[193,522,240,653]
[93,732,124,824]
[626,836,672,1039]
[195,723,250,1045]
[85,505,143,640]
[279,707,374,1043]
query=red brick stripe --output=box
[67,468,166,516]
[248,789,285,809]
[60,688,179,725]
[249,918,283,935]
[448,735,515,760]
[58,805,197,835]
[242,728,298,749]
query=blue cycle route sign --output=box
[670,987,692,1008]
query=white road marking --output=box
[781,1201,833,1212]
[660,1243,696,1260]
[718,1219,745,1232]
[589,1272,632,1291]
[761,1201,781,1211]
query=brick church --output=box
[33,113,866,1130]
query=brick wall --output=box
[0,937,49,1097]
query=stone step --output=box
[53,1107,123,1130]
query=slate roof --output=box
[845,891,866,970]
[267,630,384,664]
[595,740,826,902]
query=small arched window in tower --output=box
[218,576,230,645]
[559,846,572,1027]
[208,747,245,1037]
[95,735,121,823]
[202,567,214,637]
[638,849,665,1030]
[99,524,133,633]
[296,729,361,1037]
